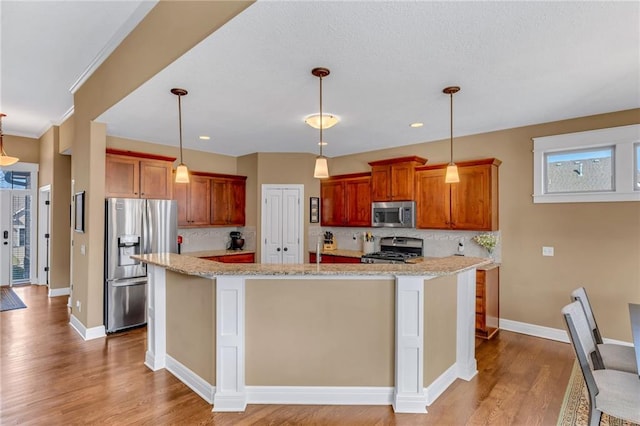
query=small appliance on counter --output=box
[323,231,336,251]
[229,231,245,250]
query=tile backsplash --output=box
[309,225,501,263]
[177,226,256,252]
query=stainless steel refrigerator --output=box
[104,198,177,333]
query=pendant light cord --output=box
[319,74,323,157]
[449,92,454,164]
[178,94,184,164]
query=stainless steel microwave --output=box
[371,201,416,228]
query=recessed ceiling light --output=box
[199,135,210,140]
[410,122,424,128]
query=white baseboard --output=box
[48,287,70,297]
[499,318,569,343]
[166,355,215,404]
[425,363,459,406]
[69,314,106,341]
[246,385,394,406]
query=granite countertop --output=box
[308,249,364,258]
[133,253,491,278]
[184,249,256,258]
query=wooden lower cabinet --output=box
[309,253,362,264]
[476,265,500,339]
[202,253,255,263]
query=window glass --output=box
[544,146,614,194]
[0,170,31,189]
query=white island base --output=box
[142,260,479,415]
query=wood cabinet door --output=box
[210,178,229,226]
[415,168,451,229]
[139,159,172,199]
[227,179,246,226]
[390,163,416,201]
[345,177,371,227]
[173,182,189,226]
[370,166,390,202]
[105,155,140,198]
[451,164,492,230]
[187,176,211,226]
[320,180,345,226]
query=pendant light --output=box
[171,88,190,183]
[0,113,19,166]
[443,86,460,183]
[312,67,330,179]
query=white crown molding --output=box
[69,1,158,95]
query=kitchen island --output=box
[134,253,491,414]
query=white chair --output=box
[571,287,638,374]
[562,301,640,426]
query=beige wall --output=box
[106,136,237,175]
[70,1,253,329]
[332,108,640,341]
[166,271,216,384]
[253,152,319,262]
[245,278,395,386]
[38,127,71,290]
[424,275,457,385]
[3,135,40,164]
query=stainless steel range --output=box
[361,237,423,264]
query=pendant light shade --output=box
[0,113,19,166]
[171,88,190,184]
[312,67,331,179]
[443,86,460,184]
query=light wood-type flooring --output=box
[1,285,575,425]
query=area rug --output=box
[557,361,638,426]
[0,286,27,312]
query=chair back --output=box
[562,301,603,413]
[571,287,603,344]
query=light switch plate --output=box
[542,246,554,256]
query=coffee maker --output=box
[229,231,245,250]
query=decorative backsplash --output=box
[309,226,501,263]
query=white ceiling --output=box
[3,1,640,158]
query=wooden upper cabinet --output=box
[174,174,211,227]
[321,173,371,227]
[415,158,501,231]
[415,167,451,229]
[105,149,175,199]
[175,172,246,227]
[210,176,247,226]
[368,156,428,201]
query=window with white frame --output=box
[533,124,640,203]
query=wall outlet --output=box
[76,300,81,312]
[80,244,86,255]
[542,246,554,256]
[458,240,465,253]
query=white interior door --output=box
[261,185,303,264]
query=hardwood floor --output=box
[1,285,575,425]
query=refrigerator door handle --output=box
[108,277,148,287]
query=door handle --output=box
[283,247,288,252]
[3,230,8,239]
[276,247,281,252]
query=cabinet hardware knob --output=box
[283,247,288,251]
[277,247,281,252]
